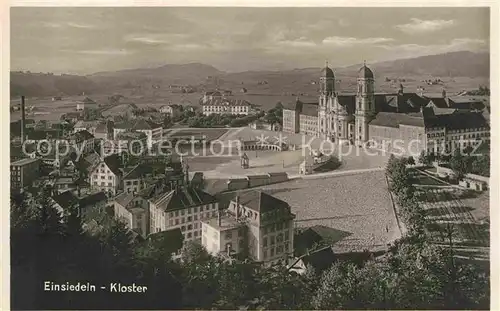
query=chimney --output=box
[21,96,26,144]
[235,195,240,221]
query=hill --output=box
[339,51,489,78]
[10,51,489,98]
[10,71,100,98]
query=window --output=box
[175,219,179,225]
[212,211,216,217]
[181,210,185,216]
[108,176,112,180]
[194,223,198,229]
[263,250,268,259]
[181,218,185,224]
[187,216,192,222]
[270,236,275,245]
[284,243,289,252]
[194,231,198,237]
[225,232,232,239]
[188,208,192,214]
[175,211,179,217]
[277,233,283,243]
[194,207,198,213]
[108,183,112,187]
[181,226,186,232]
[101,176,105,179]
[188,224,193,230]
[263,237,268,247]
[285,231,289,241]
[270,248,275,257]
[200,206,204,212]
[187,232,192,238]
[101,182,105,186]
[277,245,283,254]
[194,215,198,221]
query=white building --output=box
[159,104,182,118]
[113,188,153,237]
[201,190,295,265]
[89,154,124,196]
[76,97,98,111]
[201,99,252,116]
[149,186,219,246]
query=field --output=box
[253,171,398,253]
[10,72,489,122]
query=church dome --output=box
[321,65,334,78]
[358,62,374,79]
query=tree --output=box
[450,149,468,180]
[418,150,431,166]
[181,241,210,265]
[407,156,415,166]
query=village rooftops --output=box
[69,130,95,142]
[115,119,161,131]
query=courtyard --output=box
[228,170,399,253]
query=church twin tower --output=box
[317,61,376,146]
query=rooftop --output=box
[11,158,39,166]
[234,190,290,214]
[369,112,425,128]
[201,98,251,107]
[151,186,217,211]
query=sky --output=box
[10,7,490,75]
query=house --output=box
[202,190,296,265]
[202,91,223,103]
[10,158,41,192]
[249,120,282,131]
[105,130,148,155]
[76,97,98,111]
[201,98,252,116]
[159,104,182,118]
[114,119,162,148]
[79,191,108,218]
[61,112,83,123]
[73,120,99,135]
[68,130,95,155]
[52,190,107,219]
[52,190,79,216]
[149,186,219,246]
[113,188,152,236]
[89,153,124,196]
[94,120,114,140]
[52,176,76,194]
[294,225,351,256]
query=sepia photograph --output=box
[8,6,493,310]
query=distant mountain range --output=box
[10,51,489,98]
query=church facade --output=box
[282,62,490,156]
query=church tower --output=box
[318,62,335,140]
[354,61,376,146]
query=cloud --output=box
[395,18,455,34]
[276,37,317,47]
[322,36,394,46]
[42,21,96,29]
[74,49,133,55]
[124,33,188,45]
[375,38,488,59]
